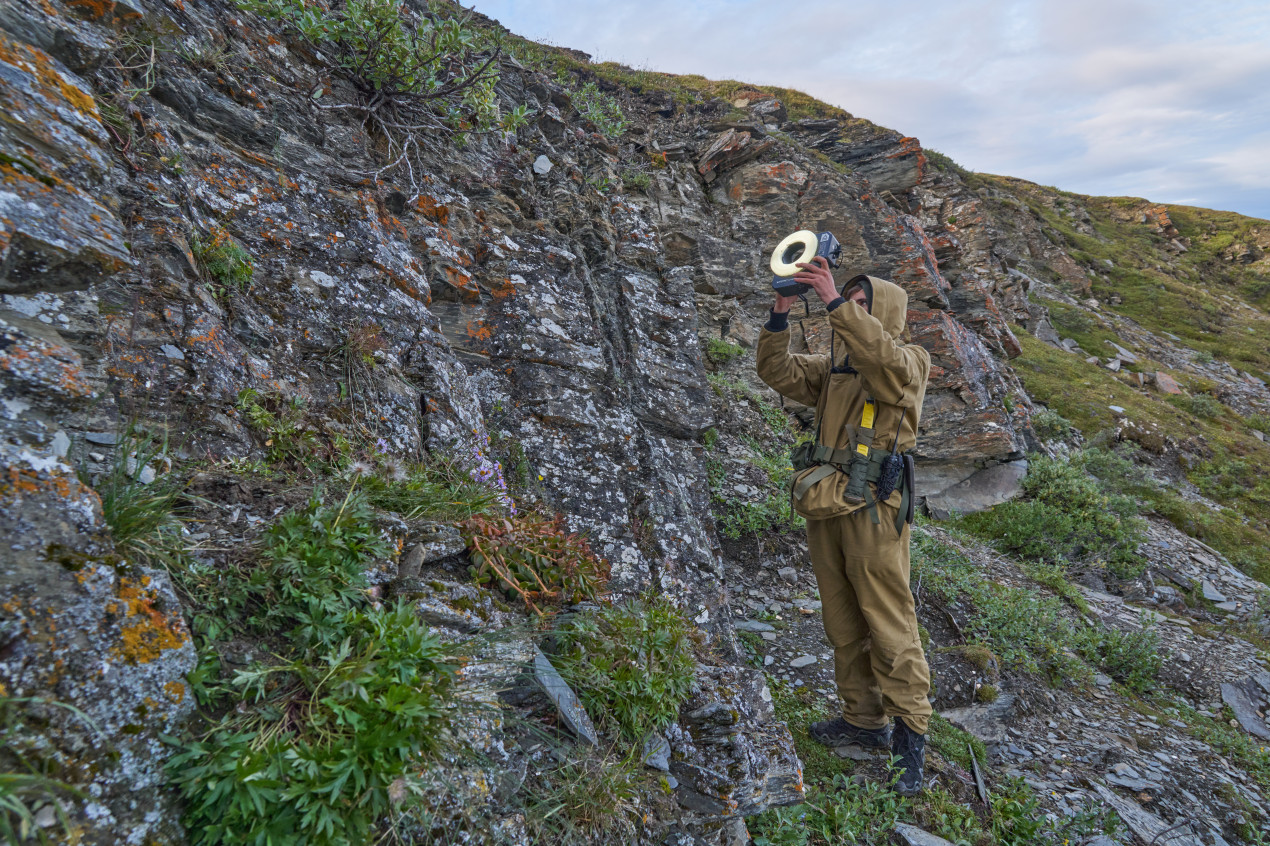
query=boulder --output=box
[925,461,1028,518]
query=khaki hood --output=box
[846,274,908,337]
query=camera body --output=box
[770,230,842,297]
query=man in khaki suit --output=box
[756,256,931,796]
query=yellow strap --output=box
[856,401,875,456]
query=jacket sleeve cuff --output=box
[765,309,789,332]
[825,297,847,313]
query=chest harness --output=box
[789,396,915,535]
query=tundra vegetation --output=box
[6,0,1270,840]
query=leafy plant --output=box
[169,601,455,846]
[461,513,609,613]
[550,594,698,740]
[1071,616,1161,693]
[235,388,320,466]
[567,80,628,137]
[242,489,389,647]
[1168,391,1223,419]
[191,226,253,295]
[749,772,906,846]
[1030,409,1073,441]
[704,336,745,367]
[705,436,801,539]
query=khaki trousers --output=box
[805,502,931,734]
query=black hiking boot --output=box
[890,719,926,796]
[808,717,891,750]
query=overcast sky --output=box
[472,0,1270,220]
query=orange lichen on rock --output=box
[414,195,450,225]
[108,578,189,664]
[0,32,98,118]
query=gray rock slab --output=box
[160,343,185,360]
[1220,680,1270,740]
[1092,784,1205,846]
[895,822,957,846]
[533,649,597,746]
[532,154,552,174]
[790,654,817,669]
[1201,580,1227,602]
[926,460,1027,517]
[940,694,1016,747]
[1104,340,1139,363]
[733,620,775,633]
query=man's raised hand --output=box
[793,256,839,305]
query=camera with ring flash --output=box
[769,230,842,297]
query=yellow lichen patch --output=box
[163,680,187,704]
[0,32,99,118]
[108,578,188,664]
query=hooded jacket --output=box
[756,275,930,521]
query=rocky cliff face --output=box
[3,0,1269,843]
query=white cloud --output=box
[474,0,1270,218]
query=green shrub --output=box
[957,454,1145,577]
[1031,409,1073,441]
[568,81,629,137]
[621,167,651,191]
[705,437,802,539]
[461,512,609,613]
[1167,392,1223,419]
[240,0,529,192]
[551,594,698,740]
[749,772,906,846]
[705,337,745,366]
[1072,617,1161,693]
[235,388,320,466]
[169,601,455,846]
[191,226,253,294]
[913,531,1089,685]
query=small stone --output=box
[1215,602,1238,612]
[1201,581,1227,603]
[1108,405,1125,415]
[777,566,798,583]
[790,654,817,669]
[760,632,776,641]
[664,774,678,789]
[641,732,671,771]
[1094,673,1113,688]
[763,655,774,666]
[733,620,775,633]
[85,432,118,445]
[894,822,958,846]
[51,430,70,459]
[834,744,873,761]
[160,343,185,360]
[533,155,553,175]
